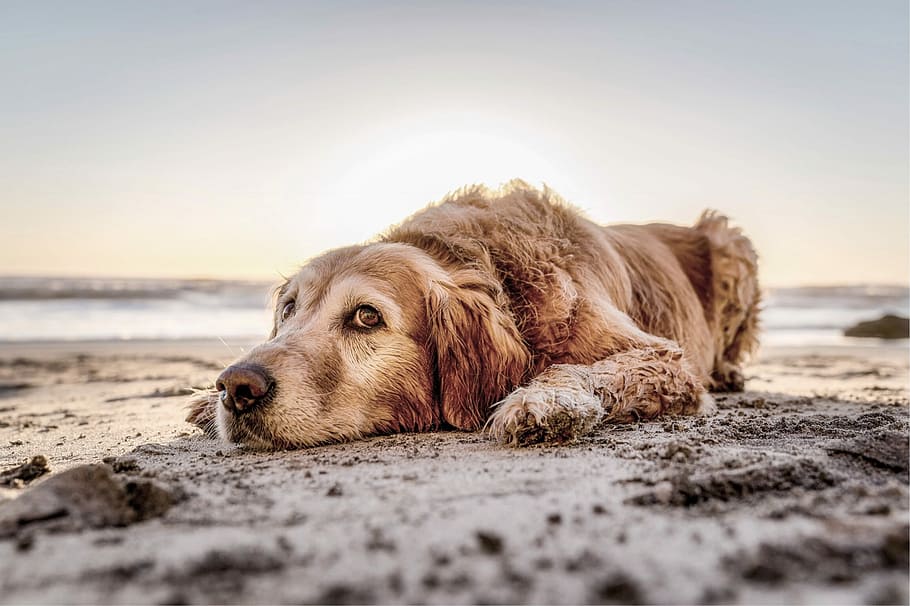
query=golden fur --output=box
[187,181,760,448]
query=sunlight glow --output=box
[310,111,580,244]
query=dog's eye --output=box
[353,305,382,329]
[280,301,296,322]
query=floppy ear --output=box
[427,274,531,430]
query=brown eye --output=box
[281,301,296,322]
[353,305,382,329]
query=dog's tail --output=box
[695,211,761,386]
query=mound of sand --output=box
[0,463,177,539]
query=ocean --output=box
[0,277,907,348]
[0,277,273,342]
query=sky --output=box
[1,0,907,287]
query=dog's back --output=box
[384,181,758,385]
[388,180,760,390]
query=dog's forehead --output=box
[282,246,364,304]
[289,243,429,308]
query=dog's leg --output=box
[696,211,761,393]
[487,345,711,446]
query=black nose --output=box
[216,364,272,413]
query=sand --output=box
[0,339,907,604]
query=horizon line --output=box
[0,272,907,292]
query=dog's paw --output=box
[696,392,717,416]
[486,386,603,447]
[711,365,745,392]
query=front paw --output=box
[486,386,602,446]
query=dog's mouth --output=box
[220,410,287,450]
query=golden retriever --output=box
[187,181,760,448]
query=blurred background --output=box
[1,0,907,345]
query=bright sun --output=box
[308,111,580,244]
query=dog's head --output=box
[188,242,529,448]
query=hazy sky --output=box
[2,0,907,286]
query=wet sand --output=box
[0,339,907,604]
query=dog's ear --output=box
[426,273,530,430]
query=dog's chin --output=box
[213,396,375,450]
[216,408,286,451]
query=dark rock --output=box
[844,315,909,339]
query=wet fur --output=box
[187,180,760,448]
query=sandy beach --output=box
[0,339,907,604]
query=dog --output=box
[187,180,760,449]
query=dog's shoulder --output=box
[384,180,591,264]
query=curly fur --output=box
[187,180,760,448]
